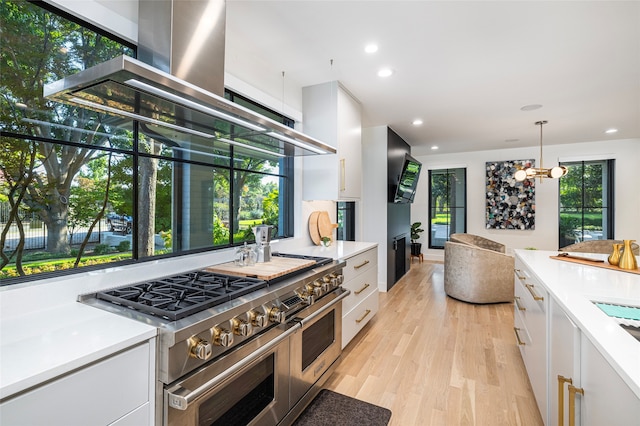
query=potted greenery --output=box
[410,222,424,256]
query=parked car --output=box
[106,213,133,234]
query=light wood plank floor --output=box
[324,261,544,426]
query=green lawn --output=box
[1,252,132,279]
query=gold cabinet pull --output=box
[514,268,526,280]
[514,296,526,311]
[340,158,346,191]
[568,384,584,426]
[356,309,372,323]
[525,283,544,301]
[353,259,370,270]
[558,375,573,426]
[513,327,525,345]
[354,283,370,295]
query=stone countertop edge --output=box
[0,240,376,401]
[515,249,640,398]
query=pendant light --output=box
[515,120,567,182]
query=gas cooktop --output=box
[96,271,267,321]
[91,253,333,321]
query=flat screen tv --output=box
[393,154,422,203]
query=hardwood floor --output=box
[324,261,544,426]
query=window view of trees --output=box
[428,168,466,248]
[558,160,613,248]
[0,1,292,282]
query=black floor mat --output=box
[293,389,392,426]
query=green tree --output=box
[1,1,134,257]
[261,188,279,226]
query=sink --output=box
[593,302,640,342]
[620,324,640,342]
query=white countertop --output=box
[277,240,377,260]
[515,249,640,397]
[0,239,376,400]
[0,302,156,399]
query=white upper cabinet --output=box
[302,81,362,200]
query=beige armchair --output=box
[444,234,514,304]
[560,240,639,255]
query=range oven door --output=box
[164,325,294,426]
[289,288,349,407]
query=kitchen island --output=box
[0,239,376,425]
[514,249,640,425]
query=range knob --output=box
[248,310,267,328]
[302,284,319,301]
[269,307,286,324]
[329,272,343,287]
[314,279,329,292]
[232,317,253,337]
[212,326,234,347]
[188,337,212,360]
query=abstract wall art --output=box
[486,159,535,230]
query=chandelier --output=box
[515,120,567,182]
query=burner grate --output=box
[96,272,267,321]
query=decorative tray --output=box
[550,254,640,275]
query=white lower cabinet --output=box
[578,335,640,425]
[550,298,581,426]
[550,299,640,426]
[516,253,640,426]
[0,340,155,426]
[341,246,378,348]
[514,261,549,422]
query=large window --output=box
[428,168,466,248]
[0,2,293,282]
[559,160,614,248]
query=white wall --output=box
[412,138,640,260]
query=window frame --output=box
[427,167,467,249]
[558,159,615,248]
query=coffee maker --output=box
[253,225,274,262]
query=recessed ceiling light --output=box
[520,104,543,111]
[605,128,618,134]
[364,44,378,53]
[377,68,393,78]
[412,119,423,126]
[431,146,439,150]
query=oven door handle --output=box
[298,288,350,328]
[166,325,299,411]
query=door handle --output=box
[568,384,584,426]
[513,327,525,346]
[525,283,544,301]
[558,375,573,426]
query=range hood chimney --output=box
[137,0,225,96]
[43,0,335,157]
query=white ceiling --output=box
[224,1,640,155]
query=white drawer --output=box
[514,266,547,314]
[514,304,532,348]
[342,267,377,313]
[342,290,379,348]
[342,248,377,283]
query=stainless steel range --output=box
[80,253,348,426]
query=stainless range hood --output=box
[43,0,335,157]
